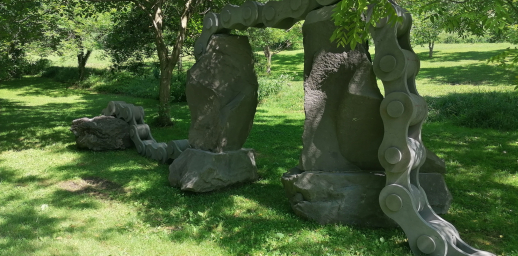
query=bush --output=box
[437,32,494,44]
[426,91,518,130]
[257,73,293,102]
[171,71,187,102]
[42,66,79,84]
[83,68,187,102]
[0,55,51,81]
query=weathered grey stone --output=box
[169,148,259,192]
[421,147,447,174]
[70,116,132,151]
[281,168,452,226]
[186,34,258,153]
[300,5,384,172]
[281,168,396,227]
[419,173,452,214]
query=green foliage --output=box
[103,6,156,69]
[41,64,187,102]
[331,0,400,49]
[257,73,293,102]
[488,47,518,89]
[411,13,441,47]
[426,91,518,131]
[245,22,303,52]
[0,53,51,81]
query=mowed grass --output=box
[1,43,517,255]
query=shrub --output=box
[0,55,51,81]
[426,91,518,130]
[257,73,293,102]
[171,71,187,102]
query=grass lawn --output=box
[1,43,518,255]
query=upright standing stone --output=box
[186,34,258,153]
[300,5,384,172]
[281,5,451,227]
[170,34,259,192]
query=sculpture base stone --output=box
[169,148,259,193]
[281,168,452,227]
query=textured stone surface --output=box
[169,148,259,192]
[419,173,452,214]
[186,34,258,153]
[281,168,452,226]
[70,116,132,151]
[300,5,384,172]
[281,168,396,227]
[421,147,447,174]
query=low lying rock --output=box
[71,116,132,151]
[169,148,259,192]
[281,168,452,227]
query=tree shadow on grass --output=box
[418,63,513,86]
[2,77,516,254]
[271,52,305,81]
[416,49,509,63]
[422,122,518,253]
[0,77,189,152]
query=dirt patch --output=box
[58,177,125,199]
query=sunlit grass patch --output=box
[1,43,518,255]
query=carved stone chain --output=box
[371,4,494,256]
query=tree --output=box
[48,0,116,81]
[332,0,518,88]
[89,0,246,126]
[88,0,205,126]
[0,1,55,80]
[410,13,442,58]
[331,0,516,50]
[245,23,302,74]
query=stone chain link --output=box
[101,101,189,164]
[370,4,494,256]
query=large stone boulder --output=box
[70,116,132,151]
[421,147,447,174]
[280,5,452,227]
[169,148,258,192]
[300,5,384,172]
[186,34,258,153]
[419,173,452,214]
[282,168,395,227]
[281,169,453,227]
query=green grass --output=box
[1,43,518,255]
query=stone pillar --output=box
[281,5,451,227]
[169,34,259,192]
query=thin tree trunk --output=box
[151,0,195,126]
[264,46,272,74]
[428,41,434,58]
[77,49,92,81]
[178,54,183,75]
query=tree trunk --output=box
[8,42,24,78]
[158,60,173,125]
[428,41,434,58]
[178,54,183,75]
[150,0,195,126]
[264,45,272,74]
[77,49,92,81]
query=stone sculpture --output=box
[168,34,260,192]
[100,101,190,163]
[91,1,495,254]
[192,0,495,255]
[70,115,132,151]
